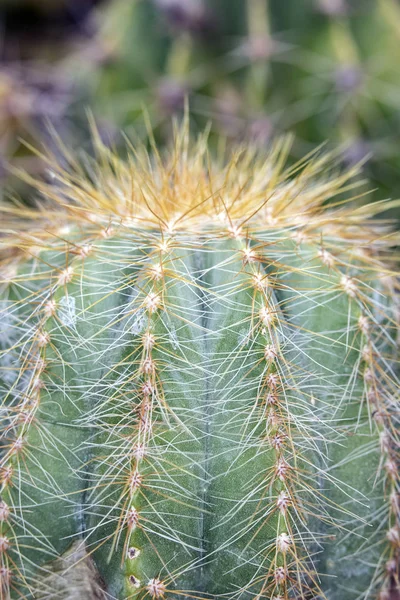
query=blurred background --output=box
[0,0,399,214]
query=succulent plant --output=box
[0,122,399,600]
[283,0,400,201]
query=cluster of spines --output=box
[236,239,317,600]
[0,284,50,597]
[358,310,400,600]
[122,251,168,598]
[322,245,400,600]
[0,238,96,598]
[254,236,398,600]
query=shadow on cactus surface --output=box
[0,119,399,600]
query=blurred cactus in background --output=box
[83,0,400,211]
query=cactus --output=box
[282,0,400,206]
[0,122,399,600]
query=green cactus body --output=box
[0,129,398,599]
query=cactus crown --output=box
[0,121,399,600]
